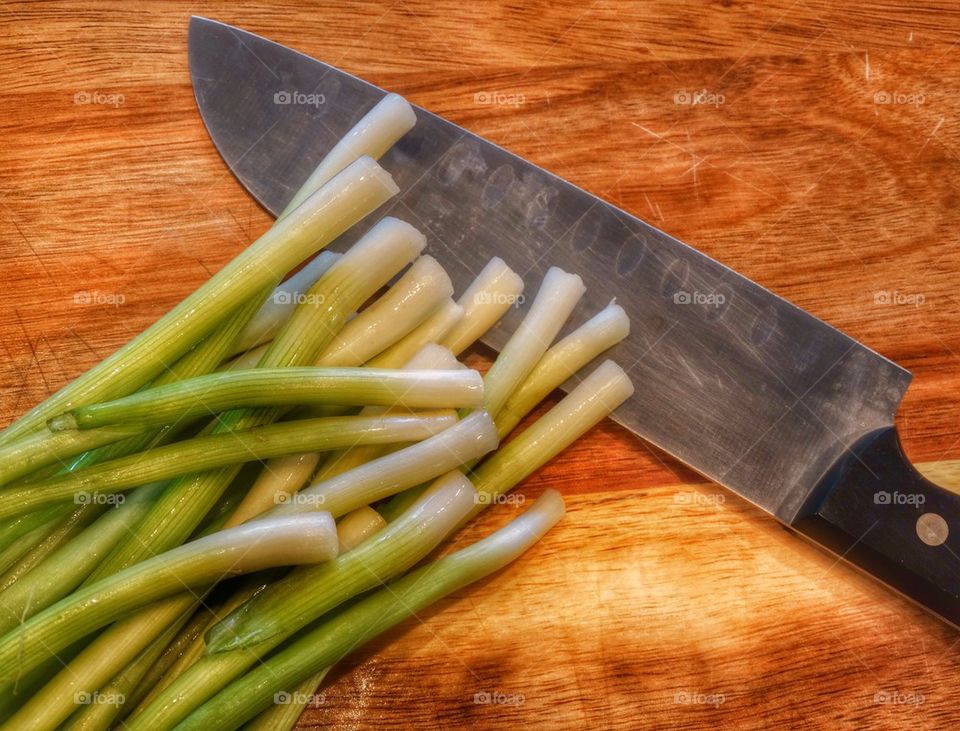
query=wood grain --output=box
[3,1,960,728]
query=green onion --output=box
[122,601,221,716]
[8,595,203,728]
[206,364,620,655]
[470,360,633,517]
[496,300,629,438]
[245,668,332,731]
[378,267,588,521]
[378,359,632,527]
[0,288,272,606]
[89,217,426,579]
[59,611,192,731]
[0,156,398,447]
[0,482,165,634]
[0,521,52,577]
[278,94,416,219]
[316,255,454,367]
[228,251,340,356]
[0,424,145,488]
[224,450,323,528]
[366,298,463,368]
[180,490,565,730]
[263,410,496,520]
[439,256,525,356]
[336,506,387,551]
[232,343,469,524]
[0,412,457,521]
[312,343,465,481]
[17,409,487,723]
[0,513,339,690]
[50,367,483,431]
[480,266,584,419]
[0,505,96,588]
[124,473,477,728]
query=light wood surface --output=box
[3,2,960,728]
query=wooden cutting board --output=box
[3,2,960,728]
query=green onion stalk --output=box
[0,482,166,633]
[221,360,634,654]
[495,299,629,438]
[366,297,463,368]
[0,286,272,559]
[479,266,584,419]
[311,343,464,485]
[0,506,96,589]
[0,412,456,521]
[0,424,145,488]
[60,608,195,731]
[379,265,587,520]
[9,410,492,728]
[236,505,387,731]
[439,256,525,356]
[277,93,416,219]
[227,251,340,356]
[232,343,472,525]
[49,367,482,431]
[183,490,565,730]
[85,216,425,582]
[0,513,339,692]
[119,473,478,729]
[314,254,454,367]
[0,156,399,447]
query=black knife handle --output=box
[793,426,960,626]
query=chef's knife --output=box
[187,17,960,626]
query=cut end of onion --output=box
[350,154,400,198]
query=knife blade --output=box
[188,17,960,625]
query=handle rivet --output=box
[916,513,949,547]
